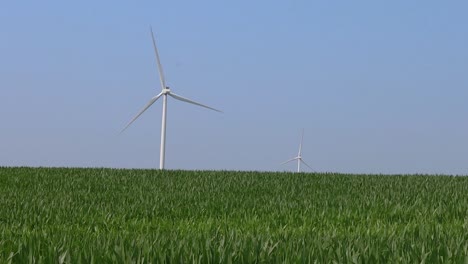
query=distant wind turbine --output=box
[281,129,314,173]
[121,27,222,170]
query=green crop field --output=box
[0,167,467,263]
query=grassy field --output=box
[0,167,467,263]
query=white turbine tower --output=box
[281,129,314,173]
[121,27,222,170]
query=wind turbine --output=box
[281,129,314,173]
[121,27,222,170]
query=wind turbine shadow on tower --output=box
[121,26,222,170]
[281,129,314,173]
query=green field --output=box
[0,167,467,263]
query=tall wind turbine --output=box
[281,129,314,173]
[121,27,222,169]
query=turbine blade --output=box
[169,93,222,113]
[298,128,304,156]
[300,159,314,171]
[150,26,166,90]
[121,93,163,133]
[281,157,298,165]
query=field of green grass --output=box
[0,167,467,263]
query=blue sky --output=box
[1,1,467,174]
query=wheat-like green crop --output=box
[0,167,467,263]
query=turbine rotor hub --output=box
[162,87,171,94]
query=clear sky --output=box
[1,1,467,174]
